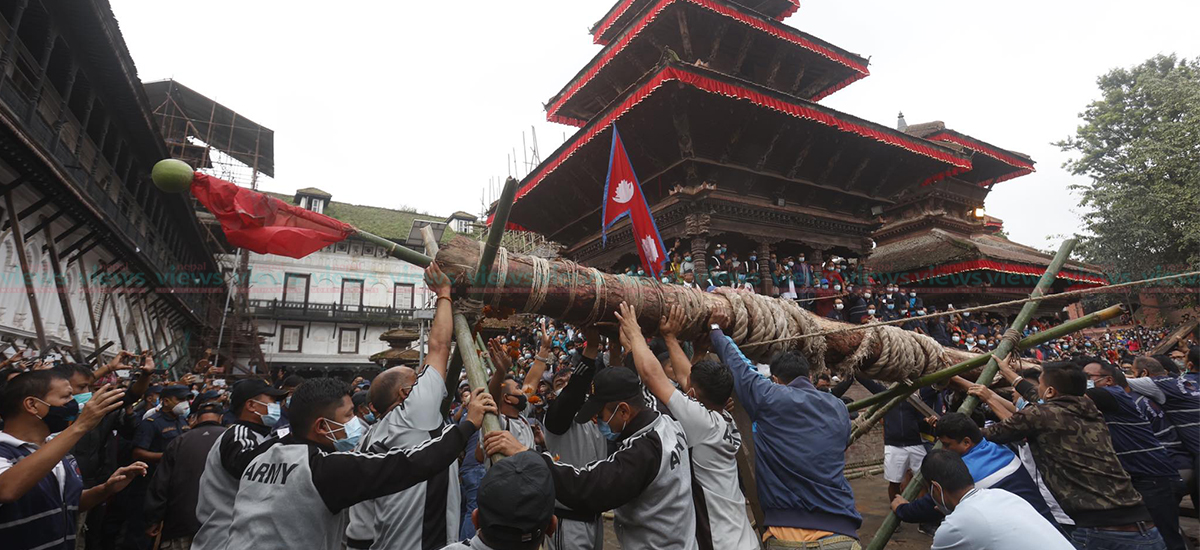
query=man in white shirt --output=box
[922,449,1073,550]
[616,302,758,550]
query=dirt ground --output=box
[600,472,1200,549]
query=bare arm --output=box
[424,262,453,379]
[0,386,126,503]
[658,304,692,391]
[486,338,509,404]
[615,302,676,405]
[521,319,554,394]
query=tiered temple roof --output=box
[498,0,1106,299]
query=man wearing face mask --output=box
[192,379,288,550]
[921,449,1074,550]
[345,263,471,550]
[353,391,376,426]
[144,401,228,549]
[983,363,1165,549]
[126,385,192,548]
[484,364,696,550]
[0,371,148,550]
[540,326,607,550]
[618,302,758,550]
[1081,360,1186,550]
[226,378,496,550]
[826,298,845,321]
[475,335,547,465]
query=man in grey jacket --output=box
[225,378,496,550]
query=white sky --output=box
[109,0,1200,250]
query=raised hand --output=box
[487,338,513,371]
[659,304,685,339]
[104,461,148,494]
[466,388,497,429]
[482,430,529,457]
[76,385,127,431]
[612,302,643,351]
[708,303,729,331]
[539,318,555,352]
[424,262,452,299]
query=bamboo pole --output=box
[846,303,1126,413]
[863,239,1078,550]
[356,229,432,267]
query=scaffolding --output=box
[145,79,271,377]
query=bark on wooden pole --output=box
[864,239,1078,550]
[5,192,48,351]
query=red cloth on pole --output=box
[190,173,355,259]
[600,127,668,278]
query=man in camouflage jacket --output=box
[983,362,1165,549]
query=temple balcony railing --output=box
[246,299,421,325]
[0,13,204,316]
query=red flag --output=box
[601,128,668,278]
[190,173,355,259]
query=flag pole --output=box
[355,229,433,268]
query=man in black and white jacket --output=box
[225,378,496,550]
[485,362,697,550]
[192,379,288,550]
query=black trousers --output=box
[1132,475,1186,550]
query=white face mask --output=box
[835,303,844,310]
[867,309,876,315]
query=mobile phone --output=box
[212,379,227,387]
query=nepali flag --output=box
[190,174,355,259]
[600,127,668,278]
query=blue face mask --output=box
[324,416,366,452]
[73,392,93,406]
[596,404,624,442]
[363,412,376,425]
[253,400,282,427]
[1086,379,1096,390]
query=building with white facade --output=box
[231,188,477,377]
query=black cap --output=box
[477,451,555,543]
[161,385,191,400]
[231,379,287,414]
[351,391,369,408]
[280,374,305,389]
[574,367,643,424]
[146,385,163,395]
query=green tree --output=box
[1058,54,1200,280]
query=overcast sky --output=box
[110,0,1199,250]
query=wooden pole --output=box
[42,218,83,361]
[5,192,48,351]
[864,239,1078,550]
[432,236,1039,382]
[76,259,102,350]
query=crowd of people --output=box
[1,261,1197,550]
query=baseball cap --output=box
[477,451,555,543]
[231,379,288,414]
[574,367,644,424]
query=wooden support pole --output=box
[454,313,504,462]
[5,192,48,351]
[41,217,83,361]
[108,293,130,351]
[76,260,102,347]
[864,240,1078,550]
[845,301,1124,413]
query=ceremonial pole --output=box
[863,239,1078,550]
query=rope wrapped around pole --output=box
[434,235,1042,383]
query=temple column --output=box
[684,212,711,284]
[757,238,780,295]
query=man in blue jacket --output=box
[891,413,1060,532]
[708,310,861,549]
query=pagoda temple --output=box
[868,120,1108,312]
[493,0,1107,305]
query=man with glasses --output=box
[346,263,462,550]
